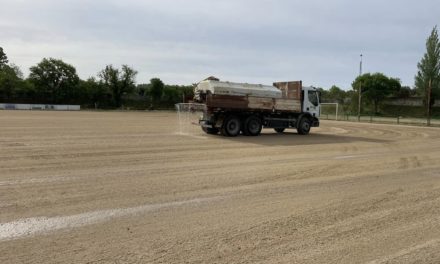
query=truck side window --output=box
[308,91,319,106]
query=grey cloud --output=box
[0,0,438,88]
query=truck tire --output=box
[202,127,219,134]
[221,115,241,137]
[274,128,285,133]
[244,115,262,136]
[297,118,311,135]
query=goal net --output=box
[320,103,339,120]
[175,103,206,135]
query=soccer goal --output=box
[320,103,339,120]
[175,103,206,135]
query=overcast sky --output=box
[0,0,438,89]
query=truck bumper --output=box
[199,120,213,128]
[312,119,320,127]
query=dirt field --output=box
[1,111,440,264]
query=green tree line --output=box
[0,48,193,109]
[320,26,440,118]
[1,26,439,113]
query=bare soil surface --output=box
[1,111,440,264]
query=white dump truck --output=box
[193,78,320,136]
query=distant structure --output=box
[204,76,220,81]
[0,103,80,111]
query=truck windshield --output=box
[308,91,319,106]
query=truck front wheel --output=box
[297,118,311,135]
[221,115,241,137]
[244,116,262,136]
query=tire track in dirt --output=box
[366,239,440,264]
[1,112,440,263]
[0,196,224,241]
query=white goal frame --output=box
[320,103,339,121]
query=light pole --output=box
[357,54,363,121]
[427,78,432,126]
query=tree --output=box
[162,86,180,105]
[0,48,31,103]
[79,77,110,108]
[29,58,80,104]
[415,26,440,124]
[149,78,164,108]
[327,85,346,104]
[394,86,414,99]
[0,47,23,101]
[317,88,329,102]
[135,83,149,97]
[352,73,401,114]
[0,47,8,68]
[0,65,21,100]
[98,65,138,107]
[162,84,195,106]
[0,47,14,100]
[14,80,36,103]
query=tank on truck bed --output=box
[194,78,320,137]
[194,80,282,99]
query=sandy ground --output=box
[1,110,440,264]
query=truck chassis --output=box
[200,109,319,137]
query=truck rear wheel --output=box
[221,115,241,137]
[202,127,219,134]
[244,115,262,136]
[297,118,311,135]
[274,128,285,133]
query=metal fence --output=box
[320,114,440,127]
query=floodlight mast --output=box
[358,54,363,121]
[427,78,432,126]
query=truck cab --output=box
[302,87,320,119]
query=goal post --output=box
[320,103,339,121]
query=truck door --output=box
[303,89,320,118]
